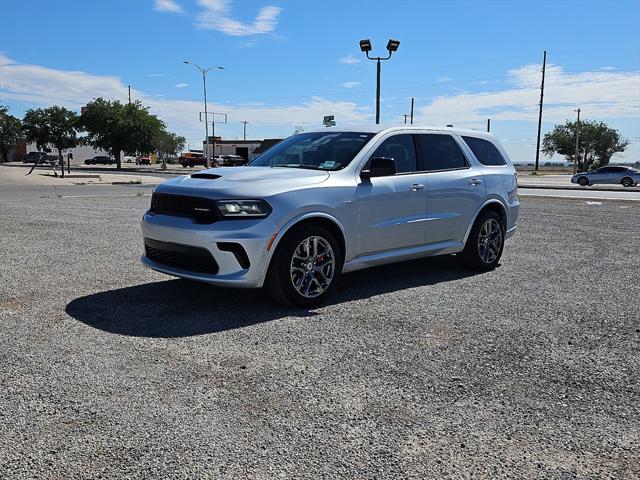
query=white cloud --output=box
[418,64,640,126]
[175,83,188,88]
[195,0,281,36]
[154,0,183,13]
[339,55,361,65]
[341,81,362,89]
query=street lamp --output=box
[183,60,225,167]
[359,38,400,124]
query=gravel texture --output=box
[0,186,638,479]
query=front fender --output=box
[255,211,348,287]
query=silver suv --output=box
[141,126,519,306]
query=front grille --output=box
[150,192,220,224]
[144,238,219,274]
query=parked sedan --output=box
[572,166,640,187]
[84,156,114,165]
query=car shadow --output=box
[65,256,485,338]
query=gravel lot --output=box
[0,186,638,479]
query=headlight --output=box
[215,199,272,218]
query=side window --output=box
[370,134,418,174]
[416,134,468,171]
[461,136,507,166]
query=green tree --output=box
[153,130,186,169]
[542,120,629,171]
[0,104,24,162]
[80,98,165,169]
[22,106,80,177]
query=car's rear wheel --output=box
[621,177,633,187]
[267,225,342,307]
[462,211,505,271]
[578,176,589,186]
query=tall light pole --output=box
[359,38,400,124]
[241,121,248,141]
[183,61,224,167]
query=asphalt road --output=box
[1,186,639,479]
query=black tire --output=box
[462,211,505,271]
[621,177,633,187]
[266,224,342,308]
[577,176,589,186]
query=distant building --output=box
[203,137,282,161]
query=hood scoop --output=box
[190,173,221,180]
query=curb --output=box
[518,184,637,193]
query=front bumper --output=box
[140,211,279,288]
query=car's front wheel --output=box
[577,176,589,186]
[621,177,634,187]
[462,211,505,271]
[267,225,342,307]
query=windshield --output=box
[249,132,375,171]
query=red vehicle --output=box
[179,152,206,168]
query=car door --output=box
[609,166,626,184]
[356,134,427,256]
[590,167,609,184]
[415,133,486,245]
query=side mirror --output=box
[361,157,397,179]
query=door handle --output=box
[410,184,425,192]
[470,178,482,186]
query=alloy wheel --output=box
[290,236,336,298]
[477,218,503,264]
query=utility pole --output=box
[410,97,414,125]
[128,85,131,104]
[574,108,581,174]
[241,121,248,140]
[403,114,408,124]
[487,118,491,132]
[534,50,547,172]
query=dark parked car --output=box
[22,151,48,164]
[84,155,114,165]
[136,156,151,165]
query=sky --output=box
[1,0,639,163]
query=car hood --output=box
[155,166,330,198]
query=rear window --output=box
[462,136,507,166]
